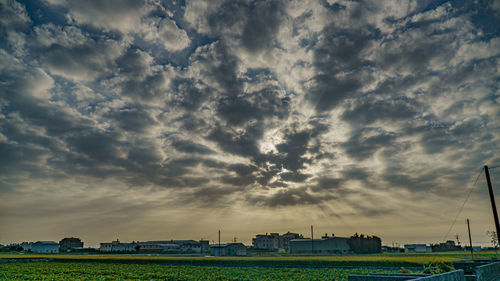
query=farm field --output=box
[0,261,405,281]
[0,251,496,280]
[0,251,496,265]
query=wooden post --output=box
[467,218,473,260]
[485,165,500,245]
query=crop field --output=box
[0,251,496,266]
[0,251,496,280]
[0,262,402,281]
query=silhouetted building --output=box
[289,236,350,254]
[32,241,59,253]
[210,243,247,256]
[252,232,304,252]
[137,240,210,253]
[99,239,137,252]
[404,244,432,253]
[59,237,84,252]
[20,242,33,251]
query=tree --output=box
[347,233,381,254]
[487,231,498,258]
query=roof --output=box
[34,241,58,245]
[210,243,245,248]
[290,237,348,242]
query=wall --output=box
[412,270,465,281]
[289,237,350,254]
[476,262,500,281]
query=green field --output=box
[0,262,403,281]
[0,251,496,280]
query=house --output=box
[32,241,59,253]
[252,233,280,251]
[99,239,137,252]
[289,236,350,254]
[404,244,432,253]
[252,232,304,252]
[59,237,84,252]
[136,242,180,252]
[210,243,247,256]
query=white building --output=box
[252,232,304,252]
[99,240,137,252]
[404,244,432,253]
[32,241,59,253]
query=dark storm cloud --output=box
[342,97,420,125]
[65,130,123,163]
[280,172,310,182]
[171,139,214,155]
[248,187,335,207]
[217,87,290,126]
[208,122,264,160]
[307,25,375,111]
[272,121,329,172]
[312,177,344,192]
[240,0,284,52]
[31,25,123,81]
[407,117,486,154]
[190,41,241,94]
[171,78,210,111]
[228,164,258,176]
[206,0,284,52]
[342,129,398,161]
[104,105,157,133]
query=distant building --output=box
[20,242,33,251]
[404,244,432,253]
[252,232,304,252]
[252,233,280,251]
[137,242,179,251]
[381,246,403,253]
[32,241,59,253]
[289,236,350,254]
[137,240,210,253]
[69,247,98,253]
[210,243,247,256]
[99,239,210,253]
[99,239,136,252]
[59,237,84,252]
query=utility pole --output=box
[311,225,314,254]
[485,165,500,245]
[218,230,221,247]
[467,218,474,260]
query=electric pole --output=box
[467,218,473,260]
[311,225,314,254]
[485,165,500,245]
[218,230,221,247]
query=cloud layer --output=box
[0,0,499,246]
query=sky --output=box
[0,0,499,249]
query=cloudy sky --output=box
[1,0,499,248]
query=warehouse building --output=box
[289,235,350,254]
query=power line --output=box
[441,167,484,242]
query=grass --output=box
[1,251,496,267]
